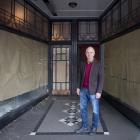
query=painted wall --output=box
[0,30,48,101]
[103,29,140,113]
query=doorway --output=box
[51,45,70,95]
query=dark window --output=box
[112,3,119,32]
[101,18,106,39]
[132,0,140,10]
[121,0,129,18]
[106,12,112,35]
[79,21,98,41]
[0,0,11,13]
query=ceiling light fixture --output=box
[68,2,78,8]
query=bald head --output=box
[85,46,95,63]
[86,46,95,53]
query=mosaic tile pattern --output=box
[59,101,81,126]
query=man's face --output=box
[85,47,95,61]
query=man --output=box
[76,46,104,134]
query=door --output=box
[51,45,70,95]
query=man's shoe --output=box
[75,127,89,133]
[90,127,97,135]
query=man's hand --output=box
[96,92,101,99]
[76,88,80,96]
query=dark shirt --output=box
[82,63,92,88]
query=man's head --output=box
[85,46,95,63]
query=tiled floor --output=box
[35,99,105,134]
[0,96,139,140]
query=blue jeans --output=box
[80,88,99,129]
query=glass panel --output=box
[51,22,71,41]
[53,83,55,90]
[57,48,61,53]
[53,48,56,60]
[101,18,106,38]
[53,61,56,82]
[132,0,140,10]
[56,83,60,90]
[66,61,69,82]
[56,48,61,60]
[0,0,11,13]
[62,54,66,60]
[14,1,25,30]
[113,3,119,32]
[67,83,69,89]
[62,47,66,53]
[121,0,128,18]
[0,0,11,24]
[52,46,70,95]
[26,5,35,25]
[61,48,66,60]
[56,61,66,82]
[43,18,48,39]
[106,12,112,35]
[79,22,87,40]
[35,12,42,35]
[89,22,98,40]
[79,21,98,40]
[15,2,24,20]
[66,48,69,60]
[79,22,86,40]
[63,22,71,40]
[62,83,65,90]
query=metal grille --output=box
[52,45,70,95]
